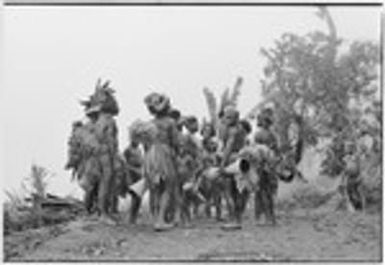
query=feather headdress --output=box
[80,78,119,116]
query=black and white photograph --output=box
[2,2,382,262]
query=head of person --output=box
[129,122,141,148]
[144,92,171,117]
[223,105,240,127]
[72,121,83,131]
[93,79,120,116]
[201,122,216,139]
[168,108,184,131]
[184,116,199,134]
[257,107,274,128]
[178,137,189,156]
[206,140,218,153]
[240,119,252,135]
[85,104,101,121]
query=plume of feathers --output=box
[218,76,243,116]
[218,87,230,116]
[203,87,218,125]
[229,76,243,107]
[202,76,244,131]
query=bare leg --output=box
[223,178,235,220]
[264,188,276,225]
[214,194,223,221]
[181,192,192,227]
[98,156,115,224]
[235,190,249,224]
[154,180,173,231]
[84,189,94,214]
[173,181,184,225]
[151,186,160,225]
[149,186,156,217]
[254,190,263,224]
[221,177,241,230]
[129,191,142,224]
[205,202,212,218]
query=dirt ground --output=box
[4,205,382,262]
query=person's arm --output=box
[169,120,180,155]
[271,132,280,154]
[126,165,143,176]
[123,148,130,163]
[220,128,236,170]
[104,117,118,153]
[194,154,205,178]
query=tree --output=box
[249,7,380,177]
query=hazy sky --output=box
[1,6,381,199]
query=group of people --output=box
[64,79,306,231]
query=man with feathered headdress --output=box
[81,79,120,116]
[70,79,120,224]
[143,92,180,231]
[65,105,102,215]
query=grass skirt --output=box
[144,143,177,186]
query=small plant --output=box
[29,164,50,198]
[4,164,53,234]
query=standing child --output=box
[180,115,204,220]
[199,122,223,220]
[143,92,179,231]
[122,126,145,224]
[253,107,278,225]
[342,140,364,212]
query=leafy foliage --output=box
[252,7,380,178]
[31,165,49,197]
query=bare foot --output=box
[221,222,242,230]
[154,222,174,232]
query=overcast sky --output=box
[1,6,381,199]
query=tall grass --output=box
[4,164,51,234]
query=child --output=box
[342,140,364,212]
[253,107,278,225]
[199,137,224,221]
[121,127,145,224]
[177,136,205,226]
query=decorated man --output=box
[65,105,103,215]
[219,105,249,230]
[78,79,120,224]
[143,92,180,231]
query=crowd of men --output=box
[65,79,363,232]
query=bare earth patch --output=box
[4,208,381,262]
